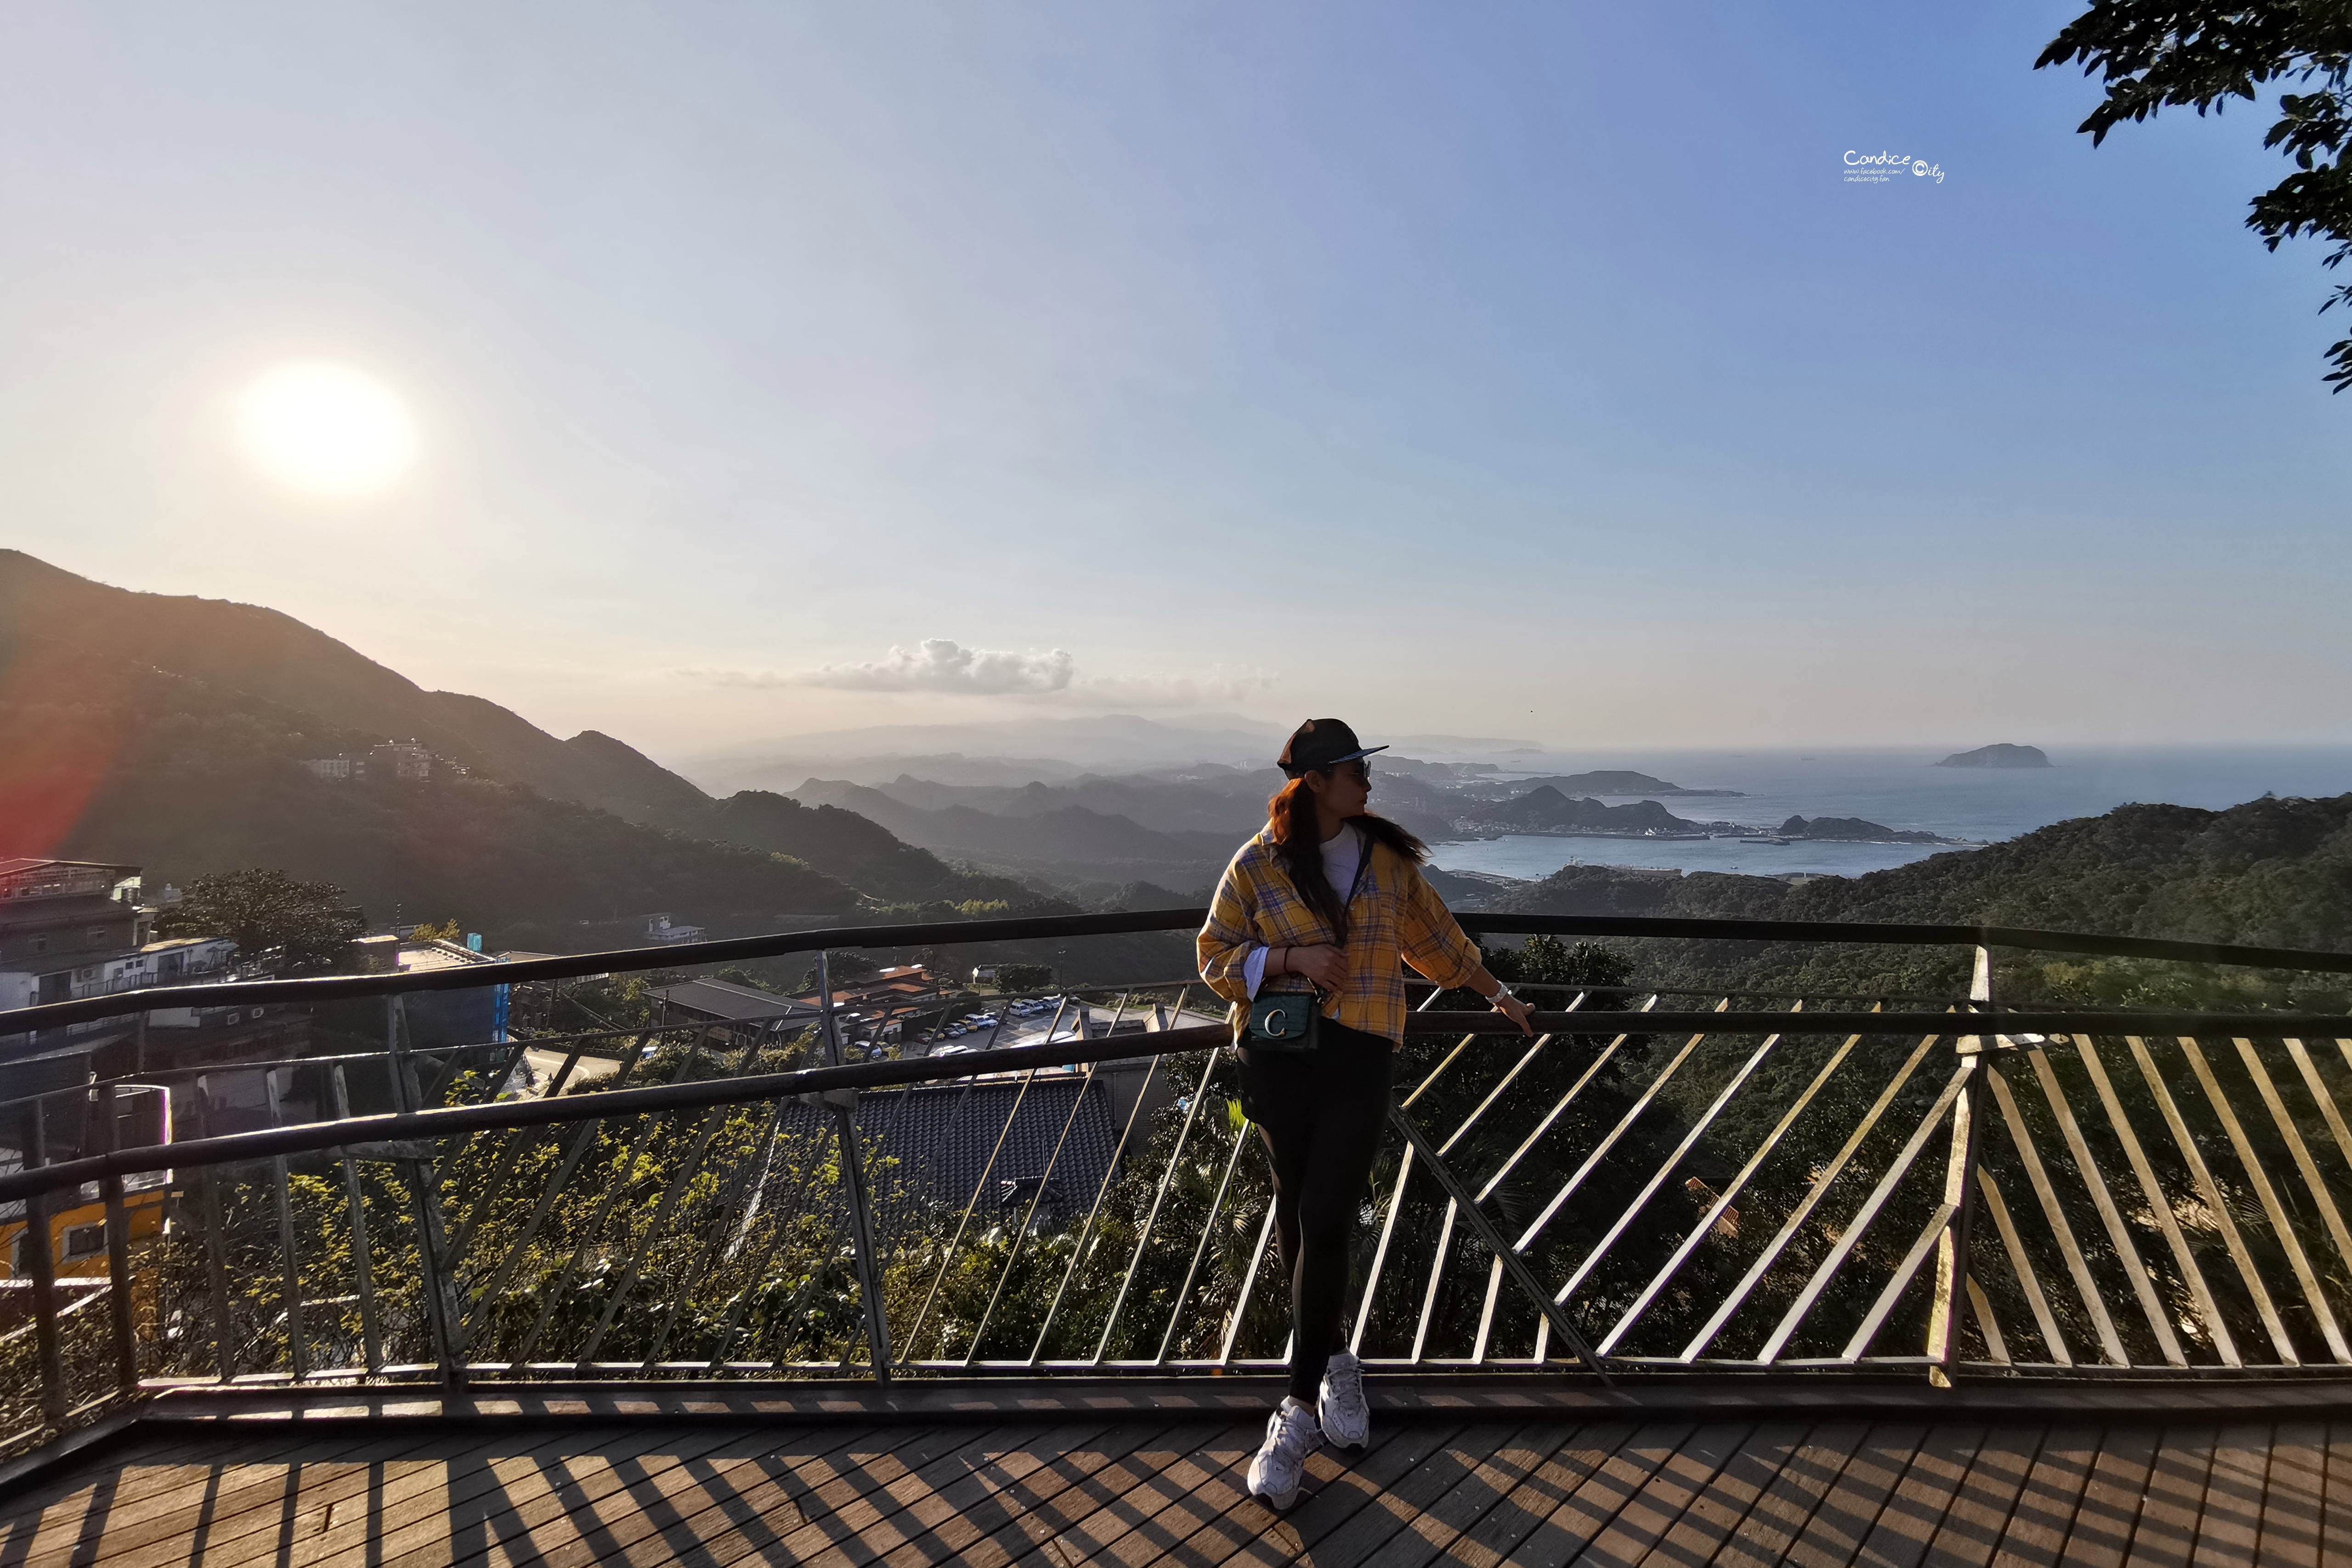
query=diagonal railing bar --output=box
[1026,1041,1165,1363]
[1472,996,1662,1206]
[1975,1166,2072,1366]
[2062,1033,2240,1367]
[1162,1111,1251,1365]
[1981,1063,2129,1366]
[1510,1001,1733,1256]
[1092,1044,1222,1365]
[440,1036,615,1278]
[1354,1131,1415,1359]
[1384,1103,1611,1382]
[1440,999,1586,1156]
[1397,985,1471,1109]
[2284,1038,2352,1185]
[2175,1034,2351,1362]
[1600,1018,1871,1356]
[903,1060,1049,1362]
[2015,1042,2187,1366]
[1406,1179,1455,1364]
[1840,1201,1961,1362]
[1219,1203,1281,1368]
[643,1096,789,1369]
[2123,1035,2298,1364]
[2229,1036,2352,1343]
[572,1085,752,1366]
[1547,1005,1804,1316]
[1967,1275,2013,1364]
[1676,1031,1944,1362]
[965,1043,1103,1362]
[1751,1058,1977,1364]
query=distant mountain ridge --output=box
[0,549,708,822]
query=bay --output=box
[1419,744,2352,882]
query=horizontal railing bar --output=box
[0,1024,1227,1204]
[9,1005,2346,1206]
[8,908,2351,1042]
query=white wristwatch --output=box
[1489,985,1516,1005]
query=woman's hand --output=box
[1492,990,1536,1036]
[1285,943,1348,991]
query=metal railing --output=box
[3,907,2351,1460]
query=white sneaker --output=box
[1317,1349,1370,1449]
[1246,1396,1321,1509]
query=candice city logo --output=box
[1844,149,1945,185]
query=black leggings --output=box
[1238,1022,1394,1402]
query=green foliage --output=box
[991,962,1055,993]
[153,868,365,975]
[796,950,881,993]
[408,917,463,944]
[2039,1,2352,391]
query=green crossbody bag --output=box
[1242,832,1374,1053]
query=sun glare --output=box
[233,361,419,501]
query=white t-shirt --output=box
[1243,825,1363,998]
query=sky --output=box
[3,2,2348,761]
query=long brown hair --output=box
[1267,775,1430,944]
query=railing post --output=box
[263,1070,309,1381]
[26,1101,68,1426]
[387,996,465,1387]
[1927,944,1994,1385]
[99,1085,137,1393]
[820,952,893,1381]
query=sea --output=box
[1420,746,2352,883]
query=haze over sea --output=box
[1424,746,2352,881]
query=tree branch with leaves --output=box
[2039,0,2352,391]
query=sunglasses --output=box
[1319,760,1371,784]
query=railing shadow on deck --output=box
[3,907,2352,1465]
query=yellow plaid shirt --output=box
[1198,826,1485,1046]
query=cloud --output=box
[681,643,1274,707]
[691,639,1074,694]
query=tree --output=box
[408,917,462,944]
[2039,2,2352,391]
[153,869,365,975]
[991,962,1054,993]
[795,949,881,993]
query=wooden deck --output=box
[4,1407,2350,1567]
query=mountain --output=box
[0,646,856,949]
[790,779,1233,872]
[0,550,706,822]
[1487,792,2352,1001]
[1469,786,1703,836]
[685,713,1288,789]
[1778,815,1948,844]
[1936,743,2052,769]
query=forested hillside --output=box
[1490,794,2352,1005]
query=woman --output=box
[1199,718,1533,1510]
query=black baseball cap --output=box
[1278,719,1389,778]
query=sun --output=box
[233,361,420,501]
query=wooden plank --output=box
[2256,1421,2326,1568]
[1787,1422,1927,1568]
[538,1423,991,1568]
[949,1422,1236,1568]
[54,1426,628,1568]
[864,1423,1172,1568]
[1502,1421,1699,1568]
[1441,1425,1640,1568]
[771,1420,1166,1568]
[2122,1426,2219,1568]
[1279,1423,1553,1568]
[2045,1425,2158,1568]
[0,1428,356,1534]
[1007,1423,1266,1568]
[1352,1423,1587,1568]
[988,1420,1261,1568]
[1711,1420,1869,1568]
[390,1425,852,1568]
[1987,1425,2102,1568]
[1848,1424,1986,1568]
[2321,1421,2352,1565]
[1640,1421,1810,1567]
[1,1429,402,1567]
[1568,1422,1754,1567]
[2193,1423,2274,1567]
[1918,1424,2042,1567]
[1163,1420,1464,1568]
